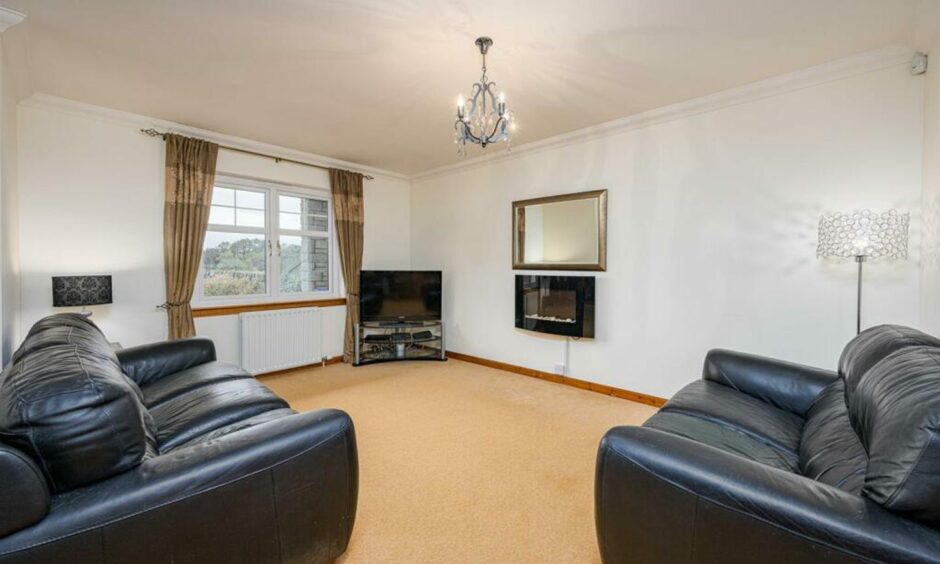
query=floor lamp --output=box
[817,210,909,334]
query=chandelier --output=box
[454,36,515,156]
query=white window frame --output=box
[194,175,337,307]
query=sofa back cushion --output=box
[838,324,940,396]
[798,379,867,494]
[0,314,154,492]
[847,345,940,524]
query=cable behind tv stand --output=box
[354,319,446,366]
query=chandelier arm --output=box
[483,83,498,110]
[483,116,508,142]
[466,128,482,144]
[466,83,483,118]
[455,120,482,144]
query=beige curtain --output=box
[329,168,365,362]
[163,134,219,339]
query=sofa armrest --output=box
[596,426,940,564]
[116,337,217,386]
[0,409,358,563]
[0,444,49,538]
[702,348,837,416]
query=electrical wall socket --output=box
[554,363,566,375]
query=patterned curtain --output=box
[329,168,365,362]
[163,134,219,339]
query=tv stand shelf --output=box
[354,320,446,366]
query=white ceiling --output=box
[1,0,924,174]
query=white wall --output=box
[411,62,925,398]
[919,3,940,336]
[9,52,930,399]
[16,98,411,359]
[0,38,20,363]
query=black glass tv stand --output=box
[354,319,446,366]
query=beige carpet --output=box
[262,358,657,563]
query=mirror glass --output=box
[513,190,607,271]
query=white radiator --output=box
[240,307,323,375]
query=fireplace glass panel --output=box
[523,286,577,324]
[515,275,595,338]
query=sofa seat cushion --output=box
[798,379,867,494]
[172,407,297,451]
[644,411,800,471]
[658,380,804,455]
[150,378,289,452]
[141,361,252,408]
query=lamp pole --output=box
[855,255,866,335]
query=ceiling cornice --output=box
[16,45,918,184]
[0,6,25,32]
[412,45,915,181]
[18,93,410,181]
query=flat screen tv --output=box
[359,270,442,322]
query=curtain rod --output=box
[139,128,374,180]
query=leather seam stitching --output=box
[9,355,55,488]
[74,344,132,478]
[712,362,739,392]
[0,419,351,555]
[605,445,881,563]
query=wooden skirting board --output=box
[258,355,345,378]
[446,351,667,408]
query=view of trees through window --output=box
[200,183,331,299]
[202,233,266,296]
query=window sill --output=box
[192,297,347,318]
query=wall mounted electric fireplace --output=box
[514,275,595,338]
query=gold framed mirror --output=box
[512,189,607,271]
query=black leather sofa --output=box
[0,314,358,563]
[596,325,940,563]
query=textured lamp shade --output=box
[52,275,113,307]
[817,209,909,260]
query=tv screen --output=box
[359,271,442,322]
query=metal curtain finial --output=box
[140,128,165,138]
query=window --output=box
[197,177,334,304]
